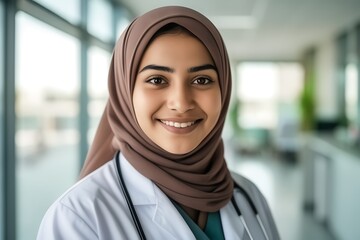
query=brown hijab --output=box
[80,6,234,215]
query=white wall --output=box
[309,136,360,240]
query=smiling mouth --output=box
[159,119,201,128]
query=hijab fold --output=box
[80,6,234,212]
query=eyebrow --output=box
[139,64,174,73]
[138,64,217,73]
[188,64,217,73]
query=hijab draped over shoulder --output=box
[80,6,234,214]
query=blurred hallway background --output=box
[1,0,360,239]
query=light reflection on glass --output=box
[345,63,358,126]
[237,62,303,129]
[88,46,111,144]
[88,0,113,42]
[15,12,80,240]
[33,0,81,24]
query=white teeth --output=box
[161,120,195,128]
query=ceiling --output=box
[118,0,360,61]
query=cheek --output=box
[132,88,160,122]
[132,88,148,123]
[200,90,222,124]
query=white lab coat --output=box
[37,153,279,240]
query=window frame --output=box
[2,0,16,239]
[0,1,5,239]
[1,0,133,239]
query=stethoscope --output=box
[115,151,270,240]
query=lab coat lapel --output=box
[220,200,247,240]
[152,186,196,240]
[120,154,195,239]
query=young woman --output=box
[37,6,279,240]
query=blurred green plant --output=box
[300,49,316,131]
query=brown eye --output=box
[192,77,213,85]
[146,77,167,85]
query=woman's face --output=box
[133,32,221,154]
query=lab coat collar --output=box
[220,201,247,239]
[119,153,157,205]
[119,153,196,239]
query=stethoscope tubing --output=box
[115,151,268,240]
[115,152,147,240]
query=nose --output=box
[167,84,195,113]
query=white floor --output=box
[224,142,335,240]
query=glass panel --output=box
[336,34,348,127]
[116,15,130,39]
[88,0,113,42]
[237,63,278,128]
[33,0,81,24]
[237,62,303,129]
[88,46,111,144]
[345,63,358,127]
[15,12,80,240]
[345,31,359,137]
[277,63,304,121]
[115,8,131,39]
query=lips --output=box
[157,118,202,133]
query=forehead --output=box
[139,33,214,67]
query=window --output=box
[237,62,303,129]
[115,7,131,39]
[11,2,132,239]
[344,30,359,130]
[345,63,358,127]
[87,46,111,144]
[15,12,80,240]
[88,0,113,42]
[33,0,81,24]
[237,63,278,129]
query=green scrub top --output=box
[173,203,225,240]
